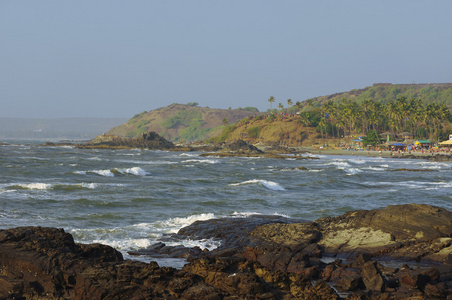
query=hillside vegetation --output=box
[300,83,452,110]
[101,83,452,147]
[214,83,452,147]
[105,103,259,142]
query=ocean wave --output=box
[14,183,53,190]
[169,237,222,251]
[348,159,366,164]
[179,153,198,157]
[229,179,286,191]
[344,168,363,175]
[231,211,261,217]
[420,161,452,169]
[231,211,291,218]
[91,169,115,177]
[7,182,103,191]
[116,167,149,176]
[182,159,219,164]
[87,156,103,161]
[326,160,351,168]
[160,213,217,233]
[363,166,386,171]
[75,167,149,177]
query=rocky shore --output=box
[1,204,451,299]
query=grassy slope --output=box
[105,104,258,142]
[218,115,320,147]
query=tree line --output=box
[269,96,452,142]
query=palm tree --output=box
[287,98,293,108]
[278,103,284,110]
[295,101,302,111]
[268,96,275,110]
[299,112,311,127]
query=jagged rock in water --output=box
[223,139,263,154]
[80,131,175,150]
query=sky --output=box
[1,1,452,118]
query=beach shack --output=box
[415,140,431,149]
[399,132,414,140]
[389,143,406,151]
[352,138,363,150]
[440,140,452,146]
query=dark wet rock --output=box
[0,226,343,299]
[361,261,385,292]
[315,203,452,261]
[176,215,304,258]
[396,153,452,162]
[0,227,214,299]
[334,272,364,292]
[222,139,263,154]
[78,131,177,150]
[391,168,437,172]
[128,243,203,259]
[2,204,452,299]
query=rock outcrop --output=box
[78,131,177,150]
[1,204,452,299]
[0,227,340,299]
[222,139,263,154]
[144,204,452,298]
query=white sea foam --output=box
[348,159,365,165]
[116,167,149,176]
[91,169,115,177]
[364,166,386,171]
[231,211,291,218]
[326,161,351,168]
[231,211,261,217]
[344,168,363,175]
[75,167,148,177]
[18,183,53,190]
[169,238,222,251]
[229,179,286,191]
[88,156,103,161]
[182,159,219,164]
[179,153,198,157]
[81,183,98,189]
[419,161,451,170]
[161,213,217,233]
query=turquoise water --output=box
[1,141,451,265]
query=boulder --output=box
[79,131,176,150]
[222,139,263,154]
[361,261,385,292]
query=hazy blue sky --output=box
[1,1,451,118]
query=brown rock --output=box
[361,261,385,292]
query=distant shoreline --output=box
[305,147,452,161]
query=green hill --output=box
[301,83,452,109]
[104,103,259,142]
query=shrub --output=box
[247,126,261,138]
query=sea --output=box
[1,139,452,268]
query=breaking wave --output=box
[229,179,286,191]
